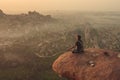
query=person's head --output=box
[75,34,81,40]
[77,35,81,40]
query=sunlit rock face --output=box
[53,48,120,80]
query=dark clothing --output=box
[72,40,84,53]
[76,40,83,52]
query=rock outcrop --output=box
[52,48,120,80]
[0,9,5,17]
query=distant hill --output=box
[0,9,56,27]
[0,9,6,17]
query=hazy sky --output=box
[0,0,120,13]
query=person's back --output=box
[76,40,84,53]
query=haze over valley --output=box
[0,9,120,80]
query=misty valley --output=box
[0,9,120,80]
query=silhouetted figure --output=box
[68,35,84,54]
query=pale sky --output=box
[0,0,120,13]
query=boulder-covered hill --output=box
[52,48,120,80]
[0,9,56,26]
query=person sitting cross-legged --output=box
[68,35,84,54]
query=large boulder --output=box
[52,48,120,80]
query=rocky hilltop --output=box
[53,48,120,80]
[0,9,55,27]
[0,9,6,17]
